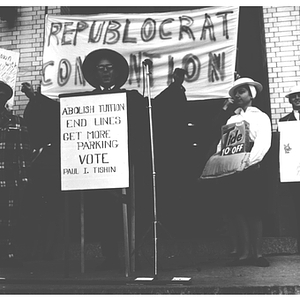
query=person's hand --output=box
[21,82,35,99]
[5,101,13,111]
[237,153,250,172]
[222,98,235,111]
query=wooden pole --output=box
[80,191,85,274]
[64,192,70,278]
[130,164,136,273]
[144,62,159,278]
[122,188,130,277]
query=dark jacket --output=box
[0,109,31,187]
[23,93,60,170]
[279,111,296,122]
[92,87,150,163]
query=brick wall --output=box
[0,6,62,116]
[263,6,300,130]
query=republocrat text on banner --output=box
[42,7,239,101]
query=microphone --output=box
[142,59,153,68]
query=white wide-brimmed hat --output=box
[285,85,300,98]
[229,77,263,98]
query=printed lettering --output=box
[222,125,236,148]
[104,20,121,44]
[200,13,216,41]
[66,119,87,128]
[62,22,76,46]
[88,21,105,43]
[128,52,142,86]
[57,59,71,86]
[63,131,82,141]
[79,153,109,164]
[42,61,54,86]
[159,18,174,40]
[75,56,85,86]
[182,54,200,82]
[179,16,195,41]
[167,55,174,86]
[48,22,62,46]
[74,21,89,45]
[208,52,225,82]
[123,19,137,43]
[216,11,233,39]
[141,18,156,42]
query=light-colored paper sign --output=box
[278,121,300,182]
[0,48,19,109]
[60,92,129,191]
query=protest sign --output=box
[278,121,300,182]
[0,48,19,109]
[221,121,251,156]
[60,92,129,191]
[43,6,239,101]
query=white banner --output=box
[43,7,239,101]
[278,121,300,182]
[0,48,19,109]
[60,92,129,191]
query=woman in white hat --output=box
[81,49,149,271]
[216,77,272,267]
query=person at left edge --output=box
[81,48,150,271]
[0,81,31,267]
[22,82,61,261]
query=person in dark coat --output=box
[0,81,31,267]
[278,84,300,252]
[81,49,149,163]
[22,49,151,270]
[80,48,150,271]
[152,68,190,235]
[22,82,62,260]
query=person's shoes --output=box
[253,256,270,267]
[96,258,121,271]
[227,257,252,266]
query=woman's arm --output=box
[248,112,272,166]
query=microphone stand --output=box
[132,63,192,285]
[143,60,159,278]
